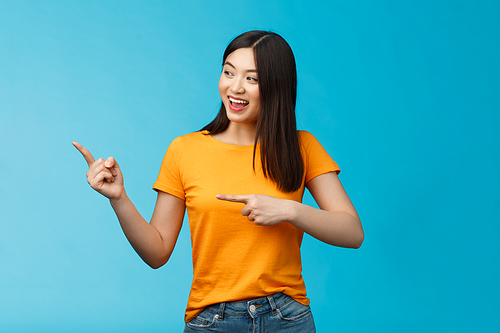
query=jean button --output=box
[249,304,256,312]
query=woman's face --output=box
[219,48,261,126]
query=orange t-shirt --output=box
[153,130,340,322]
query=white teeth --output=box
[229,97,248,104]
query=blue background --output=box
[1,1,498,332]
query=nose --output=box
[230,77,245,94]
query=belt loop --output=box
[267,294,277,315]
[218,302,226,320]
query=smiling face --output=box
[219,48,261,127]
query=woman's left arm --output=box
[292,171,363,248]
[216,172,363,248]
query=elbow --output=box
[351,229,364,249]
[145,256,170,270]
[338,213,364,249]
[146,262,166,269]
[333,216,364,249]
[352,238,363,249]
[139,247,173,269]
[350,216,364,249]
[148,262,164,270]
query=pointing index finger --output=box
[216,194,249,204]
[72,141,96,167]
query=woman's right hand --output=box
[72,142,125,200]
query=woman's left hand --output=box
[216,194,294,226]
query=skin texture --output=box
[216,171,363,248]
[73,47,363,269]
[72,141,185,269]
[213,47,261,146]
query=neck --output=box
[212,122,257,146]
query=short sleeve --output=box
[299,131,340,184]
[152,137,186,200]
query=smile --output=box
[228,96,249,111]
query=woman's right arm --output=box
[73,142,185,269]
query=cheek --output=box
[251,89,260,108]
[218,76,225,98]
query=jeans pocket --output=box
[186,308,219,329]
[276,299,312,322]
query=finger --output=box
[241,205,251,217]
[91,169,114,187]
[88,158,105,176]
[215,194,249,203]
[88,161,113,181]
[72,142,96,167]
[107,157,122,181]
[105,157,122,174]
[105,156,115,168]
[104,174,115,183]
[90,157,120,179]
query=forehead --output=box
[224,48,256,69]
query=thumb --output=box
[105,156,115,168]
[105,156,123,180]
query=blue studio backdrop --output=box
[0,1,498,332]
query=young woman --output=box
[73,30,363,333]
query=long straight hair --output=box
[202,30,303,193]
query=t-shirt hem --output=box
[152,183,185,200]
[306,166,341,184]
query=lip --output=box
[227,95,249,112]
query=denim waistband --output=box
[204,293,295,319]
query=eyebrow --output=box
[224,61,258,73]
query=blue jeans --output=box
[183,292,316,333]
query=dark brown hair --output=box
[202,30,303,193]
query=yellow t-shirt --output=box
[153,130,340,323]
